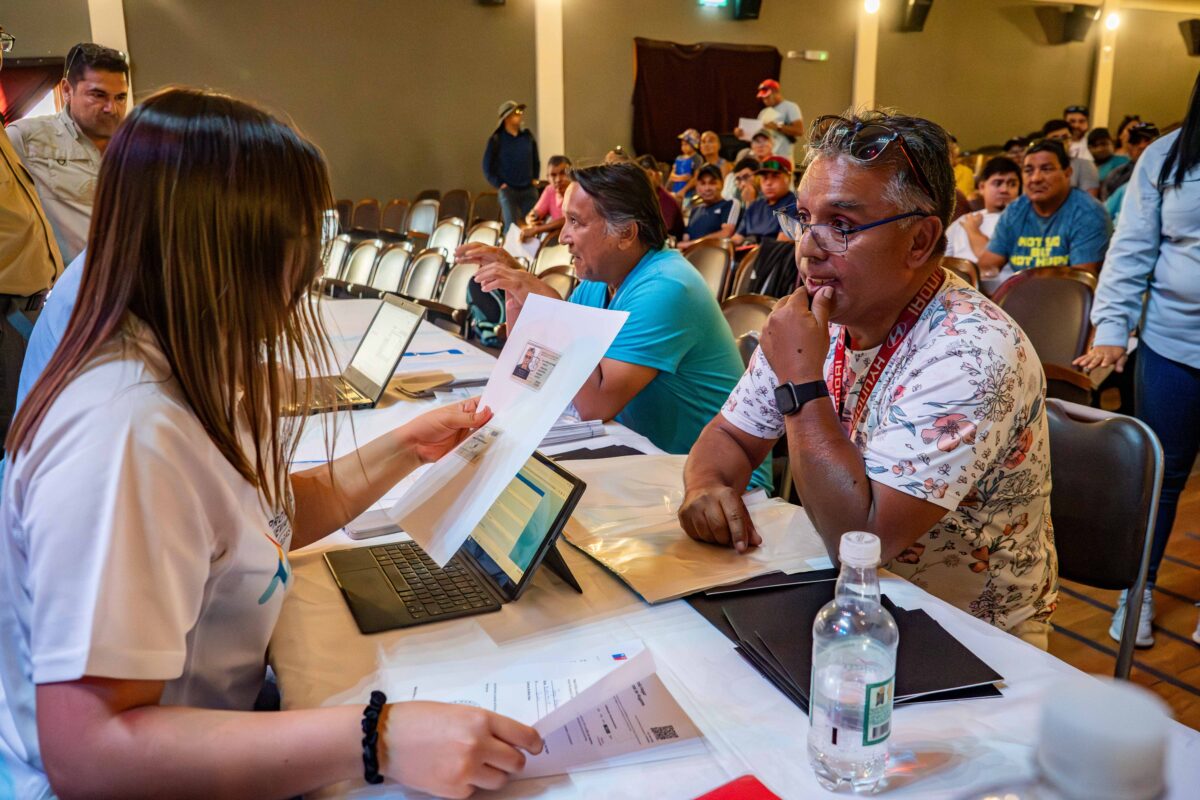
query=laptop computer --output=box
[293,294,426,415]
[325,452,587,634]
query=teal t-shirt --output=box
[570,247,771,489]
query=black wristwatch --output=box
[774,380,829,416]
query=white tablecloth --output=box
[271,298,1200,799]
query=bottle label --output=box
[862,677,894,746]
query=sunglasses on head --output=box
[63,42,128,81]
[1064,105,1088,116]
[812,115,936,203]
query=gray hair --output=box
[804,109,956,254]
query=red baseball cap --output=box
[757,79,780,99]
[755,156,793,175]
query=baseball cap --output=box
[757,79,780,99]
[677,128,700,148]
[755,156,793,175]
[496,100,526,122]
[750,130,771,142]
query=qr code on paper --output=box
[650,725,678,741]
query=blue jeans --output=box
[1135,342,1200,584]
[498,186,539,232]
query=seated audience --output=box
[946,156,1021,271]
[667,128,700,199]
[679,165,741,249]
[458,163,770,488]
[1087,127,1129,182]
[723,155,761,202]
[1042,119,1100,197]
[679,110,1056,646]
[731,156,797,245]
[978,139,1109,279]
[6,42,128,263]
[681,130,732,197]
[1004,136,1029,163]
[1063,104,1093,162]
[1,88,542,800]
[1103,122,1160,220]
[521,154,572,241]
[637,154,684,239]
[949,135,976,198]
[1114,114,1142,158]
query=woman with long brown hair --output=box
[0,87,540,799]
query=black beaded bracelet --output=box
[361,690,387,785]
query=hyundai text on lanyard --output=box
[827,268,946,435]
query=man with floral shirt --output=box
[679,111,1057,648]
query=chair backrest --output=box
[402,249,447,300]
[414,189,441,202]
[334,199,353,233]
[728,246,761,298]
[343,239,383,285]
[991,267,1097,365]
[721,294,776,340]
[323,234,353,280]
[407,199,440,237]
[735,332,759,368]
[532,242,573,276]
[471,191,501,224]
[428,217,465,259]
[942,257,979,288]
[370,243,414,293]
[381,199,410,234]
[440,189,472,222]
[351,198,380,232]
[466,221,503,247]
[540,265,578,300]
[683,240,733,299]
[438,262,478,311]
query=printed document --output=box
[388,294,626,564]
[738,117,763,141]
[503,223,543,264]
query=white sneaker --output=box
[1109,588,1155,648]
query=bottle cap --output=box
[1037,677,1170,800]
[839,531,881,568]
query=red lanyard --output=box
[827,268,946,435]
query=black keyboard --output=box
[370,542,500,621]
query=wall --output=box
[1109,8,1199,131]
[122,0,537,202]
[2,0,91,59]
[876,0,1099,149]
[561,0,858,164]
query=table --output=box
[270,298,1200,799]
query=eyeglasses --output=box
[812,115,937,203]
[774,209,930,254]
[0,31,14,53]
[64,42,129,81]
[1064,105,1088,115]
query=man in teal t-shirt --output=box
[459,162,770,490]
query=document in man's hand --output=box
[388,295,627,565]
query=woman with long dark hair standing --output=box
[1076,71,1200,649]
[0,88,540,799]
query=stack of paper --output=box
[541,417,605,447]
[687,580,1005,713]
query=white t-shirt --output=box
[0,318,293,798]
[944,210,1001,264]
[721,274,1057,631]
[1069,138,1093,162]
[758,99,803,162]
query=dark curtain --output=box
[0,64,61,126]
[632,37,781,163]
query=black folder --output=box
[686,579,1003,713]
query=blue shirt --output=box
[1096,154,1130,183]
[570,248,771,489]
[669,154,698,194]
[482,128,539,190]
[1092,130,1200,369]
[987,188,1110,271]
[736,193,796,241]
[16,251,84,410]
[686,198,740,241]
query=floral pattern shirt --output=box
[722,273,1058,631]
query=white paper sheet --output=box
[503,223,543,264]
[385,645,702,780]
[737,116,763,141]
[388,295,627,565]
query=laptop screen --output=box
[344,297,424,399]
[462,453,580,599]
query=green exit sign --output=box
[699,0,729,7]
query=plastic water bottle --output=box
[807,531,899,793]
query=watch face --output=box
[774,383,799,415]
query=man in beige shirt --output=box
[6,42,128,264]
[0,23,65,440]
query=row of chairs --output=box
[335,191,503,241]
